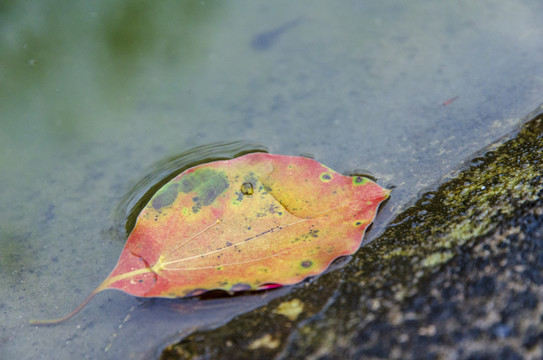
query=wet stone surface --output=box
[160,114,543,359]
[370,201,543,360]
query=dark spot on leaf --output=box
[353,176,368,185]
[261,183,272,193]
[301,260,313,268]
[268,203,281,214]
[203,187,221,206]
[320,172,332,182]
[152,183,179,210]
[226,241,233,247]
[300,229,319,241]
[192,196,201,213]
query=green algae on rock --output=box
[160,111,543,359]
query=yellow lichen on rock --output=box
[273,298,304,321]
[248,334,280,350]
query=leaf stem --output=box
[29,288,100,326]
[28,267,151,326]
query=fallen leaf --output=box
[30,153,389,325]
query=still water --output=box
[1,1,542,358]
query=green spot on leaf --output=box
[180,168,229,213]
[352,176,369,186]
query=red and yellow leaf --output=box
[31,153,389,325]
